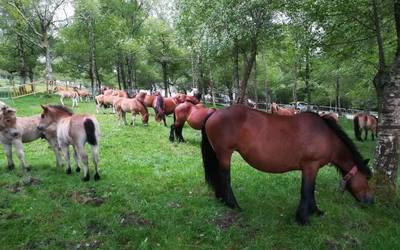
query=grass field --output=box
[0,94,399,250]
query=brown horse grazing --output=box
[0,106,62,171]
[38,105,100,181]
[353,113,378,141]
[320,112,339,123]
[114,97,149,126]
[201,105,373,225]
[271,102,297,116]
[156,93,199,126]
[170,102,215,142]
[112,90,129,98]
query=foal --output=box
[114,97,149,126]
[0,106,62,171]
[38,105,100,181]
[54,87,79,107]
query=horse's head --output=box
[342,159,374,205]
[174,93,186,103]
[186,95,200,104]
[38,105,73,131]
[0,106,18,137]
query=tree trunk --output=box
[120,54,127,90]
[117,63,122,90]
[238,36,257,104]
[305,51,311,106]
[263,53,270,110]
[88,20,98,95]
[233,40,240,102]
[16,34,27,85]
[292,63,298,103]
[42,29,53,93]
[253,54,258,108]
[162,62,168,97]
[209,65,216,107]
[127,54,133,94]
[371,0,400,203]
[335,69,341,114]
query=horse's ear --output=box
[364,159,370,165]
[40,105,48,111]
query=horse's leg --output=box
[92,144,100,181]
[48,138,62,168]
[122,112,128,125]
[76,144,89,181]
[364,129,368,140]
[163,116,167,127]
[131,112,136,127]
[372,129,375,140]
[176,125,185,143]
[60,96,64,106]
[72,145,80,172]
[13,140,30,171]
[169,125,175,142]
[216,150,240,209]
[61,144,71,174]
[3,143,14,170]
[296,165,319,225]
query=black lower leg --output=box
[163,117,167,127]
[66,167,72,175]
[308,182,324,216]
[220,169,240,209]
[177,126,185,143]
[7,163,15,170]
[82,173,90,181]
[364,130,368,140]
[169,125,175,142]
[94,172,100,181]
[296,176,314,225]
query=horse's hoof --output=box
[295,214,309,226]
[94,173,100,181]
[314,209,324,217]
[25,167,31,172]
[169,137,174,142]
[76,167,81,173]
[7,164,15,170]
[66,168,72,175]
[82,175,90,182]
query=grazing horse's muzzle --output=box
[37,125,44,131]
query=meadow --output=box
[0,94,399,250]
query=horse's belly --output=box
[240,151,301,173]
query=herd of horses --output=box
[0,90,378,225]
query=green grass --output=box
[0,94,399,249]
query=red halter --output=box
[340,166,358,192]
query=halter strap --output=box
[340,166,358,192]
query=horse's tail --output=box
[155,95,165,121]
[201,112,222,191]
[353,115,362,141]
[84,118,98,146]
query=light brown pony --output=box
[112,90,129,98]
[353,113,378,141]
[0,106,62,171]
[270,102,297,116]
[54,86,79,107]
[201,105,373,225]
[170,102,215,142]
[114,97,149,126]
[95,94,117,114]
[75,88,91,102]
[38,105,100,181]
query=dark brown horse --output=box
[353,113,378,141]
[201,105,373,225]
[169,102,215,142]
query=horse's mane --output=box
[47,105,74,115]
[306,112,372,178]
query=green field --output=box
[0,94,399,249]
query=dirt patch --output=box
[214,211,247,230]
[71,187,105,206]
[85,220,109,237]
[75,240,101,249]
[120,212,153,227]
[324,233,361,250]
[6,177,42,193]
[5,212,21,220]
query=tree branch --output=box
[7,2,42,38]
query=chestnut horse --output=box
[270,102,297,116]
[54,87,79,107]
[38,105,100,181]
[320,112,339,123]
[114,97,149,126]
[353,113,378,141]
[170,102,215,142]
[201,105,373,225]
